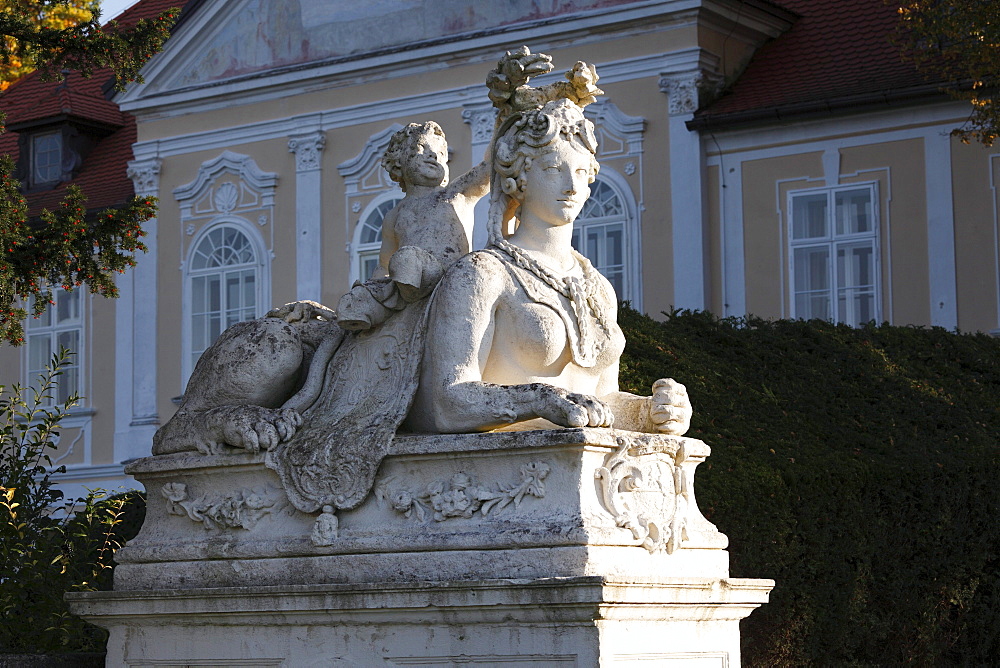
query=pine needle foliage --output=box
[0,155,156,345]
[0,1,178,91]
[619,307,1000,666]
[896,1,1000,146]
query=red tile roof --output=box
[0,0,192,216]
[692,0,947,130]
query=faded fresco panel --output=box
[172,0,640,88]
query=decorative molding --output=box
[596,439,687,554]
[462,104,496,145]
[288,132,326,172]
[116,0,778,118]
[174,150,278,214]
[162,482,290,531]
[127,158,161,197]
[374,462,550,524]
[127,50,722,162]
[337,124,402,187]
[657,50,722,117]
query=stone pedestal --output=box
[68,428,772,666]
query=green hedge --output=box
[618,307,1000,666]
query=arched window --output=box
[187,224,262,375]
[352,195,402,282]
[573,177,631,301]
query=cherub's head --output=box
[489,99,599,241]
[383,121,449,192]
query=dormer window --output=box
[31,131,63,186]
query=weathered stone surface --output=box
[69,577,772,667]
[114,429,729,590]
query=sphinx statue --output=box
[152,46,692,520]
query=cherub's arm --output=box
[446,157,491,205]
[375,206,400,279]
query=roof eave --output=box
[688,82,954,132]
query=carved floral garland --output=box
[161,482,289,530]
[374,461,550,523]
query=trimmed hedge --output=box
[618,307,1000,666]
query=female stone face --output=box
[518,139,593,229]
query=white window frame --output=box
[787,182,882,326]
[23,286,85,406]
[573,169,641,305]
[182,219,269,384]
[350,191,403,284]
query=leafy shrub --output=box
[0,352,138,654]
[618,307,1000,666]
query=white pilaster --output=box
[117,158,161,463]
[288,132,326,302]
[462,104,495,250]
[924,131,957,329]
[661,65,715,311]
[721,160,746,318]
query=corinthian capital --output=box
[127,158,162,197]
[288,132,327,172]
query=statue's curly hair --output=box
[488,99,599,244]
[382,121,446,192]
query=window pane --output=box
[835,189,873,235]
[192,314,208,353]
[836,243,875,290]
[793,246,831,320]
[794,247,830,291]
[226,273,241,310]
[242,270,256,310]
[838,290,875,327]
[792,193,828,239]
[32,133,62,183]
[207,275,221,312]
[56,329,79,353]
[56,289,80,324]
[28,334,51,373]
[360,253,380,281]
[605,225,624,265]
[192,276,207,313]
[57,367,78,404]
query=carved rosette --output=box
[288,132,327,172]
[596,437,688,553]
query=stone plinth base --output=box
[68,576,772,666]
[67,428,772,665]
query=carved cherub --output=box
[336,121,491,330]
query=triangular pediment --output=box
[117,0,656,112]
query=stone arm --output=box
[375,206,399,279]
[596,359,692,435]
[446,156,491,206]
[410,254,612,433]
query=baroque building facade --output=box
[2,0,998,495]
